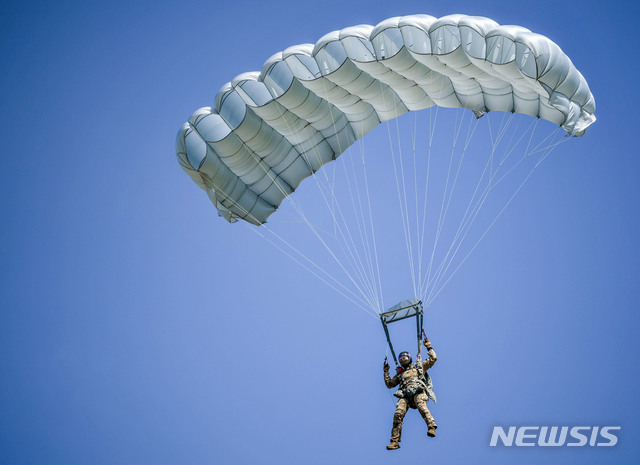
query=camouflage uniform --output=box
[384,341,437,448]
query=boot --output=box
[388,418,402,449]
[427,424,437,438]
[386,441,400,450]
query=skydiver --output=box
[383,336,437,450]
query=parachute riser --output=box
[417,309,424,361]
[381,320,399,367]
[379,299,424,367]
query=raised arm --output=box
[383,360,399,388]
[422,338,438,370]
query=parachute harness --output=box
[381,299,438,403]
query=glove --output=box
[383,361,390,372]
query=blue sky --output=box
[1,1,639,464]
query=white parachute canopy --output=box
[176,13,595,314]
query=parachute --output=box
[176,14,595,316]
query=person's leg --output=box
[387,398,408,449]
[416,393,437,437]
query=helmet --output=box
[398,351,412,368]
